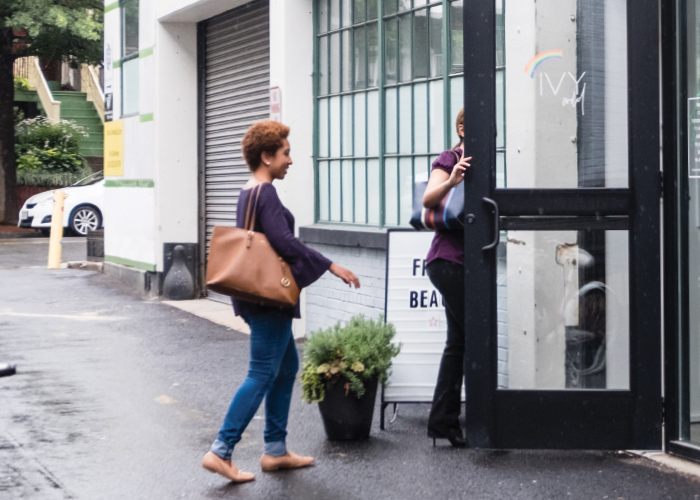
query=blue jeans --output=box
[211,310,298,460]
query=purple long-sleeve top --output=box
[231,183,332,319]
[425,147,465,266]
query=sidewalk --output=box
[1,267,700,499]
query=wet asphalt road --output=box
[0,237,87,269]
[1,242,700,499]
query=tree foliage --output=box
[2,0,103,64]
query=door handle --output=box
[482,197,500,251]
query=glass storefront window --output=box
[315,0,503,227]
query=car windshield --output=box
[72,171,104,187]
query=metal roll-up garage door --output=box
[202,0,269,299]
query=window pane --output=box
[450,76,463,146]
[330,96,341,157]
[384,0,397,15]
[319,36,329,95]
[367,91,379,156]
[122,58,139,115]
[496,0,504,67]
[342,160,354,221]
[399,157,413,226]
[367,159,380,225]
[330,0,340,30]
[385,87,397,154]
[330,33,341,93]
[367,23,379,87]
[496,151,506,188]
[496,69,504,149]
[354,26,366,89]
[414,0,427,7]
[319,161,330,220]
[414,83,428,154]
[450,0,463,74]
[319,98,329,157]
[429,5,443,77]
[385,18,398,86]
[342,30,352,91]
[399,85,412,154]
[354,160,367,223]
[429,79,444,152]
[413,9,429,79]
[354,0,365,23]
[398,0,411,12]
[399,14,412,82]
[367,0,378,20]
[330,160,341,221]
[342,0,352,27]
[385,157,398,226]
[319,0,328,33]
[342,95,353,156]
[123,0,139,57]
[354,92,366,156]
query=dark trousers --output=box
[426,258,465,436]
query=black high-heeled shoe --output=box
[428,431,467,448]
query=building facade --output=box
[103,0,700,462]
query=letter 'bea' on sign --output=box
[104,121,124,177]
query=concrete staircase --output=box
[52,91,104,158]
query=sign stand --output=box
[381,229,464,429]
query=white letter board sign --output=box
[384,229,464,403]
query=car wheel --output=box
[69,205,102,236]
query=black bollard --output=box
[162,245,195,300]
[0,364,16,378]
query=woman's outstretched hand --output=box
[330,263,360,288]
[447,153,472,187]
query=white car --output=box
[18,171,105,236]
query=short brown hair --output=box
[241,121,290,171]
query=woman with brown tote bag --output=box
[202,121,360,483]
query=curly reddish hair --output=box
[241,121,290,171]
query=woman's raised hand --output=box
[329,263,360,289]
[447,152,472,187]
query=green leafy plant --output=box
[13,76,30,90]
[15,117,87,158]
[301,315,401,403]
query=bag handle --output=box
[244,184,263,231]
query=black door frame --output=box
[462,0,662,449]
[662,0,700,463]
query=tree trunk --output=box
[0,27,17,225]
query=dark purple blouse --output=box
[425,148,465,266]
[232,183,332,319]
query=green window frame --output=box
[314,0,505,227]
[121,0,139,117]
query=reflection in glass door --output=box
[678,0,700,447]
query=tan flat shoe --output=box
[202,451,255,483]
[260,451,314,472]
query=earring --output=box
[266,162,270,166]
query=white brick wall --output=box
[304,243,386,335]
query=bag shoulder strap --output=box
[448,148,461,165]
[244,184,263,231]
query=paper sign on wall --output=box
[270,86,281,122]
[104,120,124,177]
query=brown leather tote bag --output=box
[206,184,300,308]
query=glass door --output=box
[665,0,700,462]
[462,0,662,449]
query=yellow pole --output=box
[47,190,67,269]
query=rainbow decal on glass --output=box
[524,50,563,78]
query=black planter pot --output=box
[317,377,378,440]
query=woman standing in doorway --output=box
[202,121,360,482]
[422,109,472,447]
